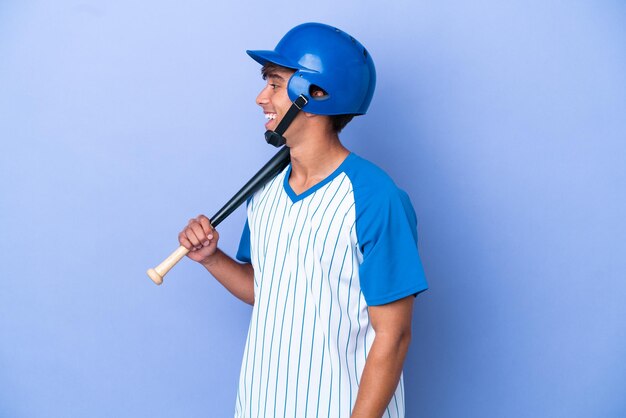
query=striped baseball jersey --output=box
[234,152,428,417]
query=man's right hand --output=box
[178,215,220,264]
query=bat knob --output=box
[147,268,163,285]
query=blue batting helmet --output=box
[247,22,376,116]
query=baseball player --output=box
[179,23,428,418]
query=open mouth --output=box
[265,113,278,120]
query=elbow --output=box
[239,287,255,306]
[398,328,412,352]
[377,327,412,354]
[242,264,255,306]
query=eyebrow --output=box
[263,73,287,82]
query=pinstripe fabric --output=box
[234,161,406,418]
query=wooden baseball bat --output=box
[147,146,290,285]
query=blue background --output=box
[1,1,625,417]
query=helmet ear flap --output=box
[287,72,312,104]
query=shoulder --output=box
[342,153,398,192]
[341,153,417,249]
[342,153,414,215]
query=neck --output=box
[288,132,349,178]
[284,130,350,196]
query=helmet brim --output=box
[246,50,309,71]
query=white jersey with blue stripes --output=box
[234,153,427,418]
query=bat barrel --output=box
[209,146,290,227]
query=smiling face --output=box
[256,66,297,132]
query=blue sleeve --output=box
[355,184,428,306]
[236,219,251,263]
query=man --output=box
[179,23,428,418]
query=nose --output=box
[256,85,270,106]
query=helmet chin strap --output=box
[265,95,308,147]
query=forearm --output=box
[351,331,411,418]
[201,249,255,305]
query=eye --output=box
[269,83,279,90]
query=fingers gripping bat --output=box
[146,146,290,285]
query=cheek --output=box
[277,92,293,110]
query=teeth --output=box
[265,113,277,120]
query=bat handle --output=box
[146,245,190,285]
